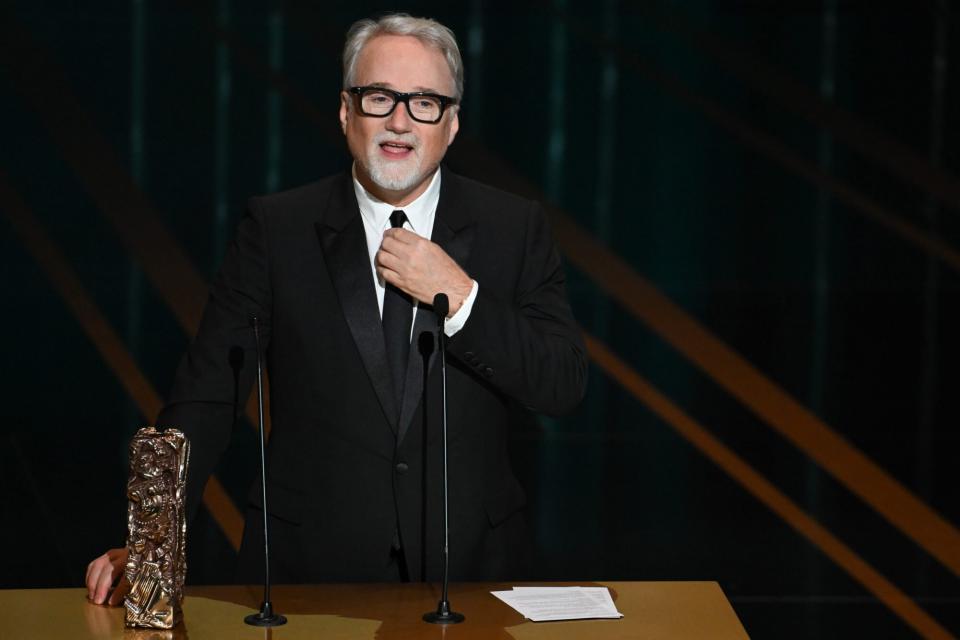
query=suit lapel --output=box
[315,176,399,433]
[397,170,476,445]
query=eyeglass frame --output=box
[347,86,459,124]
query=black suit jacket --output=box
[157,167,587,582]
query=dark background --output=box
[2,1,959,638]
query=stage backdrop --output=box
[1,2,958,638]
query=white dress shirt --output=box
[352,166,478,337]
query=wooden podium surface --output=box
[1,581,748,639]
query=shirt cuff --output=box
[444,280,478,337]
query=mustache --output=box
[373,132,420,148]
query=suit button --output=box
[484,367,494,378]
[395,462,409,474]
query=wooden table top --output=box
[0,581,749,639]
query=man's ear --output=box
[446,108,460,146]
[339,92,350,134]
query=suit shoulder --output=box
[446,172,539,213]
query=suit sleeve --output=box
[446,201,587,416]
[156,197,272,522]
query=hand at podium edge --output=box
[85,547,131,606]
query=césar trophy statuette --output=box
[122,426,190,629]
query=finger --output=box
[86,556,107,599]
[108,576,132,607]
[85,560,96,596]
[378,266,403,288]
[93,563,116,605]
[90,562,110,603]
[375,248,402,272]
[383,227,416,242]
[378,235,409,259]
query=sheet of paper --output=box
[491,586,624,622]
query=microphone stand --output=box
[244,316,287,627]
[423,294,465,625]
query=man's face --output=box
[339,35,460,205]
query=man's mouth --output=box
[379,141,415,156]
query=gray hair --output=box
[342,13,464,101]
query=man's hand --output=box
[86,548,131,606]
[376,228,474,315]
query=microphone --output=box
[244,316,287,627]
[423,293,465,625]
[432,293,449,321]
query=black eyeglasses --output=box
[348,86,458,124]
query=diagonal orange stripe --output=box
[554,214,960,579]
[585,333,956,640]
[0,171,243,553]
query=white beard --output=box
[364,132,424,192]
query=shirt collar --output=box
[352,165,442,236]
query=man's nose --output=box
[386,100,413,131]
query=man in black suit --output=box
[87,13,586,601]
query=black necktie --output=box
[382,210,413,409]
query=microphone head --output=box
[433,293,449,319]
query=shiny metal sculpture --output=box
[123,427,190,629]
